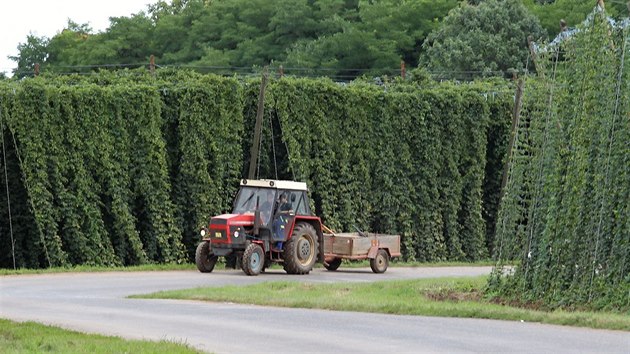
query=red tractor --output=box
[195,73,400,276]
[195,179,324,275]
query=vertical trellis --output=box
[589,21,628,301]
[491,7,630,311]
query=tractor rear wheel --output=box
[324,258,342,271]
[370,249,389,273]
[195,242,218,273]
[242,243,265,276]
[283,222,319,274]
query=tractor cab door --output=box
[272,189,309,241]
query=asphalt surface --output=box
[1,266,628,353]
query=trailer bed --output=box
[323,233,399,258]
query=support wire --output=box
[0,107,16,269]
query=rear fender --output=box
[367,238,390,259]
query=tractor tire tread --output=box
[195,242,217,273]
[283,222,318,275]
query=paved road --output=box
[1,267,627,353]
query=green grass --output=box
[0,263,195,276]
[0,318,202,353]
[133,276,630,331]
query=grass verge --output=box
[133,276,629,331]
[0,318,201,353]
[0,263,195,276]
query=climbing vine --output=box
[0,70,512,268]
[492,9,629,311]
[272,78,510,261]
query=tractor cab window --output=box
[233,187,273,212]
[292,191,309,215]
[272,190,310,215]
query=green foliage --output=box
[283,0,459,78]
[523,0,629,38]
[271,78,512,261]
[8,34,49,78]
[492,8,630,312]
[421,0,547,80]
[0,71,513,268]
[10,0,458,80]
[168,76,244,259]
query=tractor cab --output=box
[231,179,311,239]
[196,179,323,275]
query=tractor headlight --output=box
[233,230,240,238]
[200,229,206,237]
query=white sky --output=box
[1,0,153,76]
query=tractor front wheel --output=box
[195,242,218,273]
[370,249,389,273]
[283,222,319,274]
[242,243,265,276]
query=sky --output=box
[0,0,153,76]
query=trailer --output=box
[323,232,401,273]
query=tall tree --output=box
[421,0,547,80]
[284,0,457,78]
[86,13,155,65]
[9,34,49,78]
[9,0,460,79]
[45,21,92,69]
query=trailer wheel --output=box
[195,242,217,273]
[370,249,389,273]
[242,243,264,276]
[324,258,342,271]
[283,222,319,274]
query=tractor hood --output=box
[210,213,255,227]
[205,213,254,244]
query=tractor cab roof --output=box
[240,179,308,191]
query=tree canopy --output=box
[9,0,459,79]
[421,0,547,80]
[7,1,629,80]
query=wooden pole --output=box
[248,67,269,180]
[597,0,605,11]
[149,55,155,76]
[34,63,40,77]
[400,61,406,80]
[499,78,525,202]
